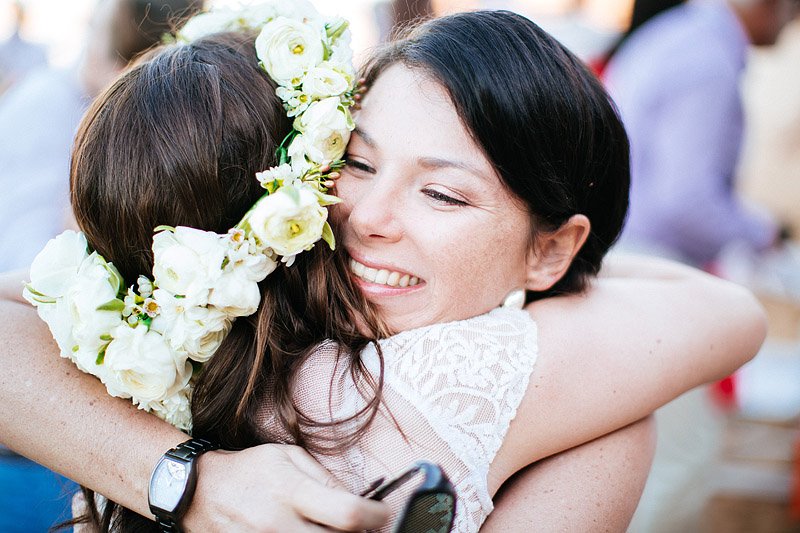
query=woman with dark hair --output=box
[0,7,764,532]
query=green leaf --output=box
[321,222,336,250]
[103,262,125,295]
[277,146,288,166]
[153,225,176,233]
[96,299,125,313]
[316,191,342,206]
[96,348,106,365]
[326,19,349,40]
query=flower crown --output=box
[23,1,357,431]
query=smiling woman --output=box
[0,6,766,533]
[338,65,542,332]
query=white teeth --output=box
[374,269,390,285]
[363,267,378,282]
[349,258,419,288]
[350,259,365,277]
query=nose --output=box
[346,173,404,244]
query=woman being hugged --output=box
[0,5,765,532]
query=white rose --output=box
[25,230,89,300]
[152,227,227,302]
[247,185,329,257]
[208,269,264,318]
[181,318,232,363]
[290,97,353,164]
[178,9,241,42]
[151,389,193,431]
[151,289,230,362]
[255,17,325,86]
[103,325,192,407]
[52,253,123,359]
[301,64,350,99]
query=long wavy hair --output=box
[68,32,387,532]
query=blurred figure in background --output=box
[604,1,796,530]
[0,1,201,530]
[739,16,800,243]
[0,1,46,94]
[592,0,684,73]
[605,0,796,268]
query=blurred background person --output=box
[603,1,798,530]
[592,0,684,73]
[0,1,201,530]
[0,1,45,94]
[604,0,796,268]
[739,15,800,245]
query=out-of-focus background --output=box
[1,0,799,531]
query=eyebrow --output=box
[353,127,489,182]
[353,126,376,148]
[418,157,490,183]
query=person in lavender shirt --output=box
[604,0,795,267]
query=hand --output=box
[185,443,390,532]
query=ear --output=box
[524,214,591,292]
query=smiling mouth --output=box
[349,258,420,287]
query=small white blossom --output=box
[256,163,298,190]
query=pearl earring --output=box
[501,289,526,309]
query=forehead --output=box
[356,64,493,172]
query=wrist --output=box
[148,438,219,532]
[182,449,229,531]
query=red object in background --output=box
[710,374,738,411]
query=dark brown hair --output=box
[363,11,630,301]
[69,32,385,532]
[110,0,204,63]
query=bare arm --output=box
[495,255,765,478]
[483,417,655,532]
[0,286,388,530]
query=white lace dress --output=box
[256,307,539,532]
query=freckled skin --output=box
[334,65,533,333]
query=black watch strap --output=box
[165,437,218,462]
[152,437,219,533]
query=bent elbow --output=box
[718,284,767,378]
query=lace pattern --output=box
[256,307,539,532]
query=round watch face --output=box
[149,457,189,512]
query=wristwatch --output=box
[148,437,219,532]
